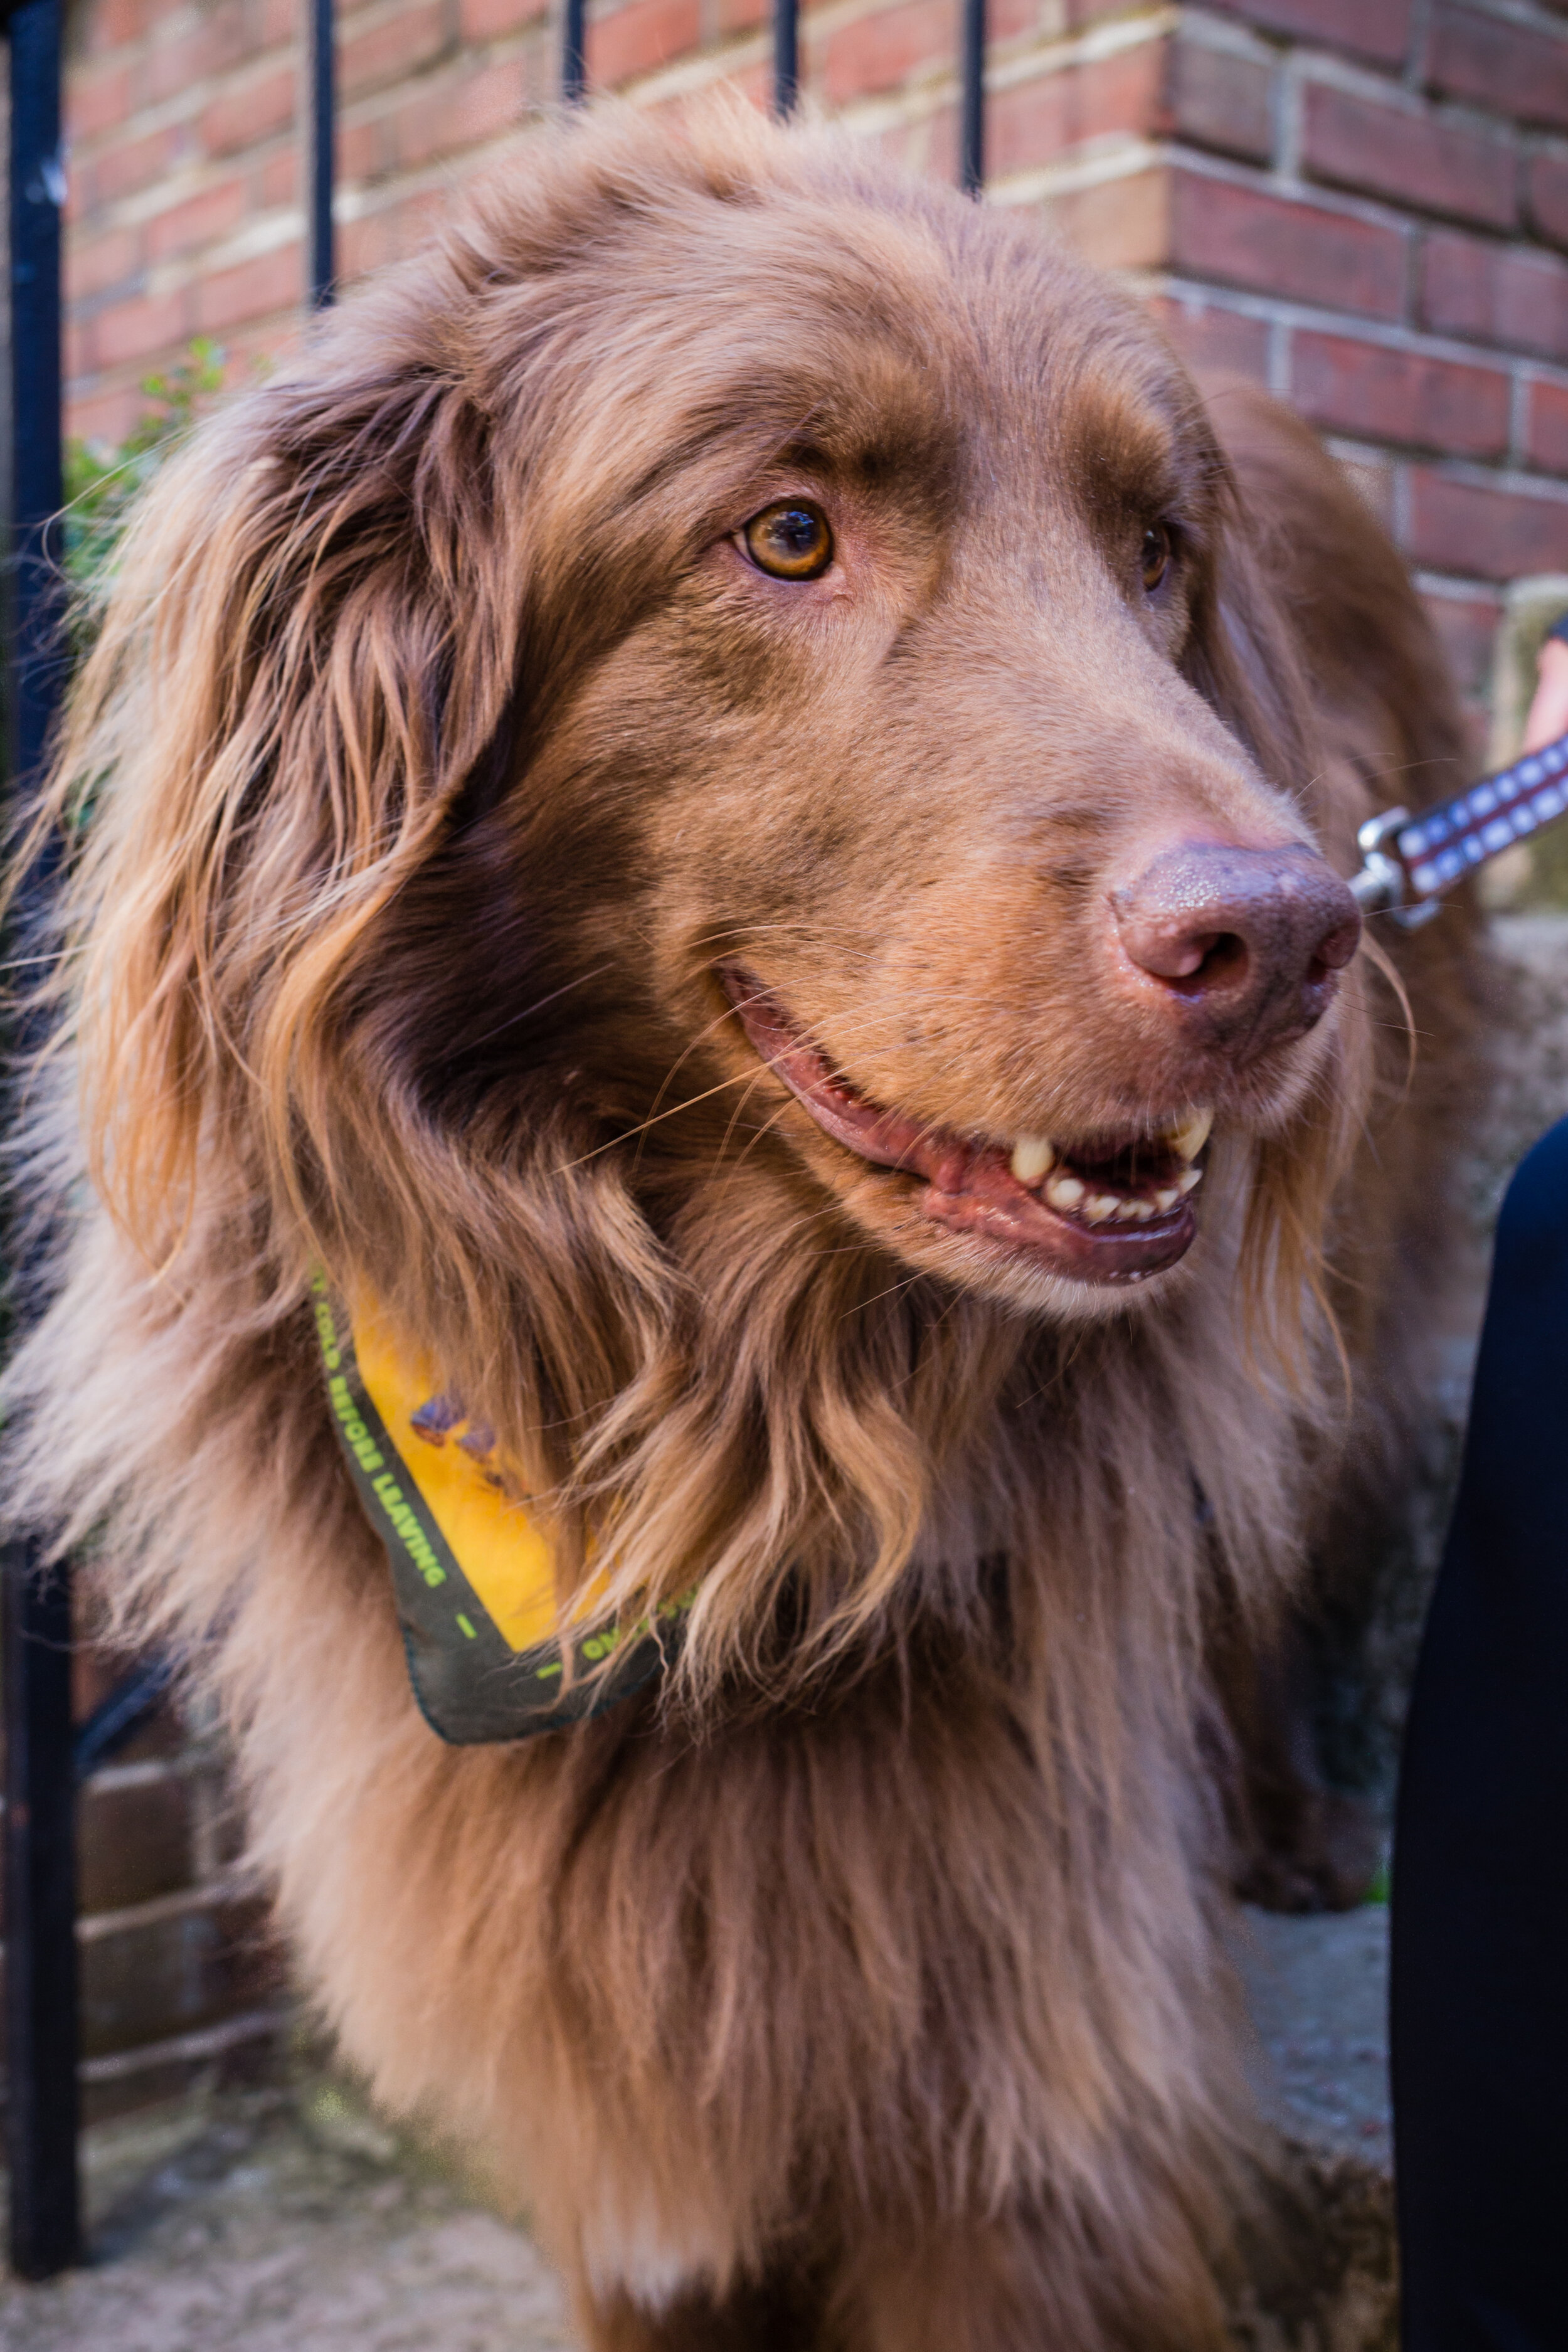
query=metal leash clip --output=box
[1349,728,1568,924]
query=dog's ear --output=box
[48,282,535,1259]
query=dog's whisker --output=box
[454,963,618,1056]
[837,1270,930,1322]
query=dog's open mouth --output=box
[720,967,1208,1287]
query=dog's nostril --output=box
[1177,931,1247,992]
[1111,839,1362,1049]
[1118,911,1250,994]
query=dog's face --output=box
[93,112,1359,1343]
[391,143,1359,1321]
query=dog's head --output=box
[60,102,1370,1651]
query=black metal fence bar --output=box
[308,0,337,303]
[2,0,80,2284]
[1,1528,77,2285]
[562,0,586,103]
[553,0,980,173]
[960,0,986,193]
[773,0,798,117]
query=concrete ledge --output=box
[0,1908,1400,2345]
[1234,1905,1397,2351]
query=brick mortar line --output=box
[785,0,1174,90]
[69,134,296,235]
[84,1752,224,1795]
[326,28,538,122]
[985,136,1162,203]
[979,8,1179,97]
[68,299,309,403]
[1405,0,1433,98]
[332,120,550,218]
[1267,310,1290,397]
[1417,449,1568,497]
[0,1751,223,1803]
[1510,364,1533,467]
[335,0,507,43]
[1414,567,1510,600]
[1157,283,1568,479]
[71,122,534,270]
[1293,36,1538,146]
[1150,268,1568,384]
[74,1863,263,1945]
[69,15,254,90]
[68,40,301,160]
[77,2003,292,2085]
[1177,7,1280,66]
[1278,39,1305,177]
[1012,128,1568,275]
[127,206,306,302]
[1170,135,1557,248]
[68,21,537,184]
[1394,453,1414,544]
[66,37,540,253]
[610,32,775,104]
[1426,0,1568,44]
[831,79,966,137]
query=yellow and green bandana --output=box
[310,1274,689,1742]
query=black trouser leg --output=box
[1392,1115,1568,2351]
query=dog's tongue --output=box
[722,973,1197,1286]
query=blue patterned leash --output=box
[1350,731,1568,926]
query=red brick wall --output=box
[65,0,556,443]
[1137,1,1568,739]
[61,0,1568,732]
[1,1653,289,2127]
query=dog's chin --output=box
[718,965,1214,1312]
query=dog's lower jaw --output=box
[716,964,1204,1290]
[917,1179,1192,1287]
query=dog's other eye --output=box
[1141,523,1172,593]
[742,502,834,581]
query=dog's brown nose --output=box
[1111,840,1362,1056]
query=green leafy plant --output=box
[61,337,225,628]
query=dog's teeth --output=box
[1128,1199,1155,1222]
[1176,1165,1203,1195]
[1084,1194,1119,1224]
[1010,1136,1056,1187]
[1170,1106,1214,1163]
[1110,1197,1142,1222]
[1153,1187,1179,1212]
[1045,1174,1085,1210]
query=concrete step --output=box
[1234,1904,1396,2351]
[0,1908,1397,2348]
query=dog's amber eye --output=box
[1141,523,1172,593]
[743,502,834,581]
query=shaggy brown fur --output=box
[6,102,1488,2347]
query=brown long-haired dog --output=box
[7,100,1486,2348]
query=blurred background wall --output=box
[59,0,1568,750]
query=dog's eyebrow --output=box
[588,330,961,519]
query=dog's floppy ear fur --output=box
[50,279,531,1264]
